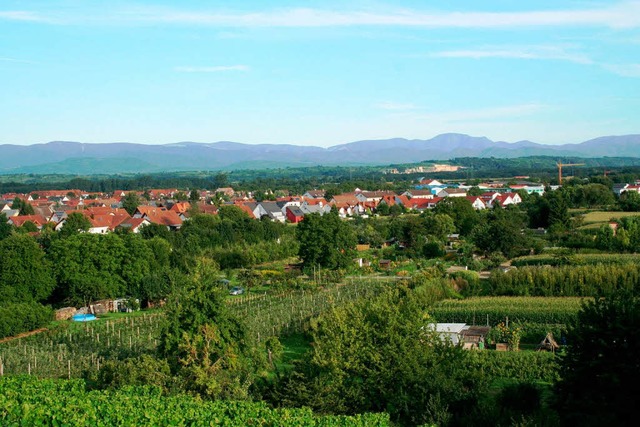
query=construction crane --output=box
[556,161,585,184]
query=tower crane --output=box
[556,161,585,184]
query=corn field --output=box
[430,296,587,326]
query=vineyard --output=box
[0,376,390,426]
[0,279,394,378]
[234,278,394,342]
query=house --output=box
[432,323,468,345]
[303,189,325,199]
[330,194,362,218]
[215,187,235,198]
[356,190,396,204]
[402,189,434,199]
[419,179,443,187]
[1,193,32,202]
[300,203,331,216]
[278,197,302,214]
[134,206,183,230]
[170,202,192,219]
[405,198,433,212]
[252,201,287,222]
[426,197,445,209]
[1,208,20,218]
[437,188,468,198]
[466,196,487,210]
[8,215,50,229]
[87,212,131,234]
[117,217,150,233]
[196,202,219,216]
[330,193,360,206]
[286,206,305,223]
[378,194,409,207]
[234,202,257,219]
[492,192,522,207]
[613,183,630,196]
[621,184,640,194]
[146,189,179,200]
[509,184,545,195]
[431,323,490,348]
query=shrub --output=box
[0,302,53,339]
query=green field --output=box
[579,211,640,229]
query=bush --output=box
[92,354,173,392]
[469,351,560,383]
[0,302,53,339]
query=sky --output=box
[1,0,640,147]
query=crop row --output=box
[235,279,394,342]
[430,297,586,326]
[0,376,389,426]
[511,253,640,267]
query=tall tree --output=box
[0,213,14,240]
[472,207,530,258]
[59,212,92,238]
[49,233,127,305]
[272,286,484,425]
[121,192,140,216]
[11,197,34,215]
[0,234,55,303]
[619,190,640,211]
[556,290,640,426]
[296,209,356,270]
[433,197,478,235]
[158,269,258,400]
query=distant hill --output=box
[1,133,639,175]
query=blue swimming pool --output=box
[72,313,97,322]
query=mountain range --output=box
[1,133,640,175]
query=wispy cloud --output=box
[602,63,640,77]
[0,10,52,23]
[6,2,640,29]
[0,57,36,64]
[375,101,419,111]
[431,45,593,64]
[174,65,249,73]
[126,3,640,29]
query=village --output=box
[0,178,552,233]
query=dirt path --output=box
[0,328,48,344]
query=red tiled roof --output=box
[170,202,191,214]
[9,215,49,227]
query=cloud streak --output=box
[129,2,640,29]
[0,10,52,23]
[375,101,419,111]
[603,63,640,77]
[4,2,640,29]
[431,45,593,64]
[174,65,249,73]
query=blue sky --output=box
[1,1,639,146]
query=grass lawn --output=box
[275,333,312,372]
[579,211,640,229]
